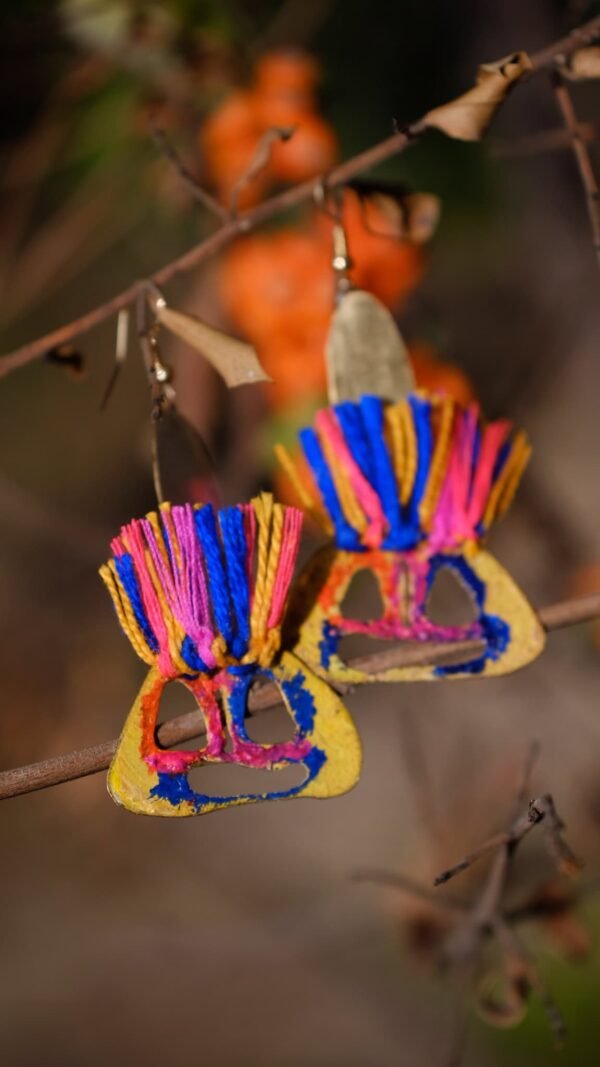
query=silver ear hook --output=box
[314,181,353,299]
[135,283,176,506]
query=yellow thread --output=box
[397,400,418,503]
[250,493,273,646]
[146,510,177,574]
[482,433,530,529]
[420,397,455,529]
[258,501,284,638]
[316,425,367,535]
[495,437,531,521]
[258,627,281,668]
[143,547,188,674]
[384,404,405,498]
[99,562,155,666]
[274,444,333,534]
[157,503,182,571]
[211,634,227,667]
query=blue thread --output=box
[334,400,375,482]
[114,552,158,652]
[150,744,327,812]
[492,438,511,481]
[300,427,361,550]
[319,620,340,669]
[219,508,250,658]
[180,635,209,673]
[194,506,235,653]
[281,671,316,734]
[360,395,412,550]
[225,667,257,743]
[426,554,511,676]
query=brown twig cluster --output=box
[2,14,600,380]
[357,745,590,1052]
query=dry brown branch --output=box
[2,14,600,378]
[491,121,600,158]
[0,591,598,802]
[552,69,600,267]
[229,126,294,215]
[151,126,229,221]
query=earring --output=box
[275,193,545,683]
[99,291,360,815]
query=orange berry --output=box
[254,50,320,101]
[268,113,338,183]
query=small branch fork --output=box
[2,15,600,379]
[552,69,600,267]
[358,743,587,1049]
[0,590,599,802]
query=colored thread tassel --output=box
[288,392,529,553]
[100,493,303,678]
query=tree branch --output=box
[0,591,598,802]
[552,69,600,267]
[1,14,600,379]
[150,126,229,221]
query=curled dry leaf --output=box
[424,52,532,142]
[563,46,600,81]
[350,181,441,244]
[476,954,532,1029]
[156,306,272,389]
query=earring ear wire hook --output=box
[314,181,353,299]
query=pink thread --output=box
[316,408,386,548]
[467,420,511,528]
[170,505,217,667]
[267,508,303,628]
[124,519,176,678]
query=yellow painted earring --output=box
[100,494,361,816]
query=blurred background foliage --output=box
[2,1,600,1065]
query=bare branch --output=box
[0,591,599,802]
[2,14,600,379]
[151,126,229,221]
[552,70,600,268]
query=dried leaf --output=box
[45,344,85,379]
[350,181,441,243]
[325,289,415,404]
[156,306,272,389]
[563,46,600,81]
[477,956,532,1029]
[424,52,532,142]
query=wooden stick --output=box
[0,590,598,802]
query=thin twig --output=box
[0,591,599,802]
[552,69,600,267]
[353,868,468,914]
[491,121,600,158]
[151,126,229,221]
[229,126,295,216]
[1,15,600,378]
[433,803,545,887]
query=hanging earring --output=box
[275,189,545,683]
[99,289,361,816]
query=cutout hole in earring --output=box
[185,760,306,798]
[243,682,297,744]
[156,679,210,751]
[426,565,477,627]
[340,568,385,621]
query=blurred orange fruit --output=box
[409,341,476,406]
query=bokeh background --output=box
[2,1,600,1064]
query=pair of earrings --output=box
[101,211,545,817]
